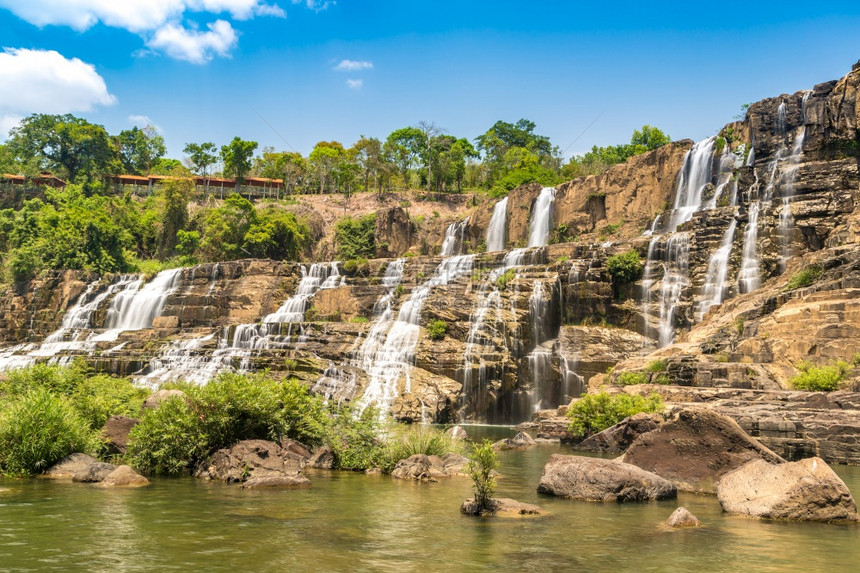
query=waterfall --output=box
[486,197,508,252]
[527,280,554,412]
[779,92,809,265]
[528,187,556,248]
[696,218,738,320]
[264,262,341,323]
[99,268,183,339]
[357,254,474,416]
[459,286,503,421]
[665,137,717,231]
[440,218,470,257]
[642,234,691,347]
[737,202,762,293]
[777,101,787,135]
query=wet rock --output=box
[621,408,784,492]
[142,389,187,411]
[666,507,702,528]
[391,453,468,481]
[537,454,676,502]
[445,425,469,441]
[73,462,117,483]
[41,453,99,479]
[196,439,306,483]
[98,465,149,487]
[308,446,335,469]
[574,413,663,454]
[717,458,859,522]
[494,431,537,450]
[461,497,545,517]
[242,475,311,489]
[101,415,139,455]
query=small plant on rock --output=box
[467,439,498,515]
[567,392,664,438]
[785,264,823,290]
[645,359,667,373]
[790,360,852,392]
[617,372,648,386]
[426,319,448,341]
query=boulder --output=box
[574,413,663,454]
[666,507,702,528]
[308,446,335,469]
[98,465,149,487]
[279,438,313,460]
[196,440,306,483]
[101,415,140,455]
[73,462,117,483]
[445,425,469,441]
[717,458,859,522]
[152,315,179,329]
[41,453,100,479]
[461,497,545,517]
[537,454,676,502]
[494,431,537,450]
[242,475,311,489]
[142,389,187,411]
[621,408,784,492]
[391,453,468,481]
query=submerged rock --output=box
[460,497,545,517]
[41,453,99,479]
[537,454,676,502]
[196,439,306,484]
[73,462,117,483]
[717,458,859,522]
[101,415,140,455]
[574,413,663,454]
[242,475,311,489]
[666,507,702,528]
[494,431,537,450]
[391,453,469,481]
[621,408,784,492]
[98,465,149,487]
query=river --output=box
[1,426,858,572]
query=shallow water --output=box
[1,426,858,572]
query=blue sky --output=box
[1,1,859,159]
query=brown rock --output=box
[152,315,179,329]
[390,453,465,481]
[666,507,702,528]
[41,453,100,479]
[73,462,117,483]
[460,497,545,517]
[621,408,785,492]
[717,458,859,522]
[574,413,663,454]
[279,438,313,460]
[142,389,187,411]
[98,465,149,487]
[196,439,305,483]
[101,415,140,455]
[242,475,311,489]
[537,454,677,502]
[308,446,335,469]
[445,425,469,441]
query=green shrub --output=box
[350,316,370,323]
[606,249,642,286]
[786,264,823,290]
[343,257,369,276]
[334,214,376,260]
[567,392,664,438]
[854,353,860,367]
[377,425,463,473]
[324,407,384,471]
[616,372,648,386]
[395,284,405,296]
[427,319,448,340]
[0,388,101,476]
[467,439,498,514]
[653,374,672,385]
[127,395,205,476]
[495,268,516,290]
[790,361,852,392]
[645,359,667,373]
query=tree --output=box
[220,137,258,189]
[383,127,426,189]
[199,194,256,260]
[8,114,117,182]
[184,142,218,178]
[352,136,385,193]
[253,148,307,197]
[308,141,345,193]
[475,119,557,187]
[154,169,195,257]
[115,126,166,175]
[631,125,671,150]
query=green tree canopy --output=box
[220,137,258,187]
[115,126,166,175]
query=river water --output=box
[1,426,858,572]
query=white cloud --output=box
[0,48,116,119]
[0,115,22,140]
[147,20,237,64]
[294,0,333,11]
[346,78,363,90]
[334,59,373,72]
[128,115,163,132]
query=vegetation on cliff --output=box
[567,392,664,439]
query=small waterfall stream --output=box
[440,218,470,257]
[696,218,738,320]
[486,197,508,252]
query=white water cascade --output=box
[642,233,691,347]
[96,268,184,341]
[264,262,342,324]
[695,218,738,320]
[486,197,509,252]
[778,92,810,265]
[737,202,762,293]
[665,137,716,231]
[441,218,470,257]
[528,187,556,248]
[526,280,554,412]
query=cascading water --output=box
[665,137,716,231]
[264,262,341,324]
[94,268,183,342]
[737,202,762,293]
[778,92,810,265]
[642,234,691,347]
[528,187,556,248]
[526,280,554,412]
[440,218,469,257]
[485,197,508,252]
[695,219,738,320]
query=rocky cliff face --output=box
[1,61,858,445]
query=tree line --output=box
[1,114,670,196]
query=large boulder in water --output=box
[717,458,859,522]
[620,408,784,492]
[461,497,545,517]
[494,431,537,450]
[666,507,703,528]
[391,453,469,481]
[101,415,140,455]
[196,440,307,484]
[98,465,149,487]
[537,454,676,502]
[73,462,117,483]
[41,453,100,479]
[574,413,663,454]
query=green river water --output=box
[1,426,858,572]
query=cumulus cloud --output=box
[128,115,163,132]
[146,20,238,64]
[0,1,288,61]
[1,115,22,140]
[334,59,373,72]
[0,48,116,119]
[294,0,334,11]
[346,78,363,90]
